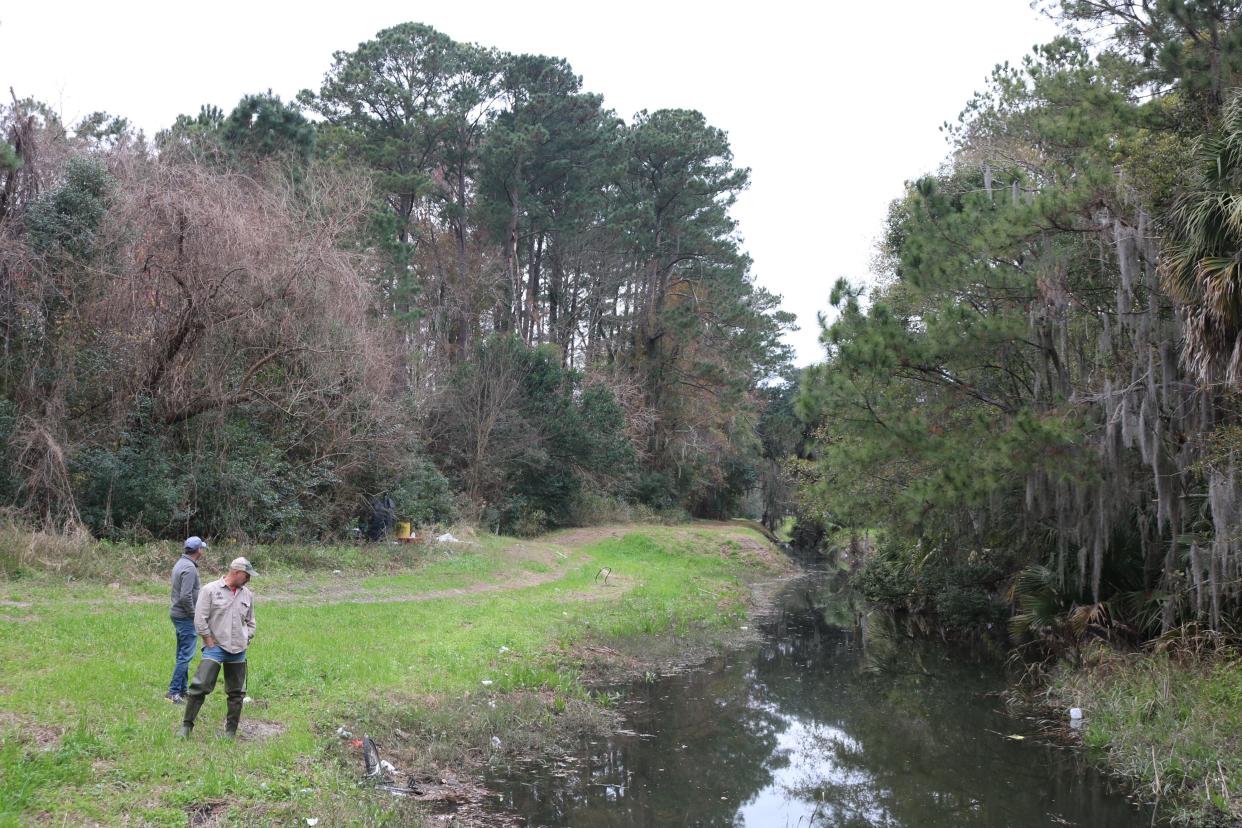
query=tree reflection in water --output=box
[490,574,1157,827]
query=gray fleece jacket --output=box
[169,554,200,619]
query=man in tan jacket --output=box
[179,557,258,739]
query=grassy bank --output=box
[1044,641,1242,827]
[0,523,791,826]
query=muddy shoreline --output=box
[339,569,806,827]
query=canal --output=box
[490,569,1156,826]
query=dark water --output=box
[490,572,1158,827]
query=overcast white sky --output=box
[1,1,1059,366]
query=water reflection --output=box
[491,573,1156,827]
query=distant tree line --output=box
[0,23,793,540]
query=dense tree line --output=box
[0,24,792,540]
[797,1,1242,638]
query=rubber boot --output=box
[223,661,247,739]
[181,659,221,736]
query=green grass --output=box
[1047,642,1242,826]
[0,523,787,826]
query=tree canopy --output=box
[797,2,1242,637]
[0,22,793,540]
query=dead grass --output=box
[186,799,230,827]
[0,516,446,582]
[0,520,95,578]
[326,689,615,826]
[0,711,66,752]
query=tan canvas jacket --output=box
[193,577,256,654]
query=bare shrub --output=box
[1,116,406,534]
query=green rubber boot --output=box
[181,659,221,737]
[223,661,247,739]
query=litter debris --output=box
[1068,707,1084,720]
[988,729,1026,741]
[332,569,342,575]
[480,679,493,687]
[594,566,612,584]
[358,735,422,798]
[435,532,460,543]
[243,696,253,704]
[490,736,502,750]
[362,736,383,778]
[306,819,319,826]
[336,726,353,739]
[498,646,510,654]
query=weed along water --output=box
[488,571,1159,827]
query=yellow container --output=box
[395,521,412,540]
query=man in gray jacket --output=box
[166,536,207,703]
[180,557,258,739]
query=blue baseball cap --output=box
[184,536,208,552]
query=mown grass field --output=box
[0,523,790,826]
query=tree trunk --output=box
[525,234,544,343]
[498,194,520,333]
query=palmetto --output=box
[1164,90,1242,383]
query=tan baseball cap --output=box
[228,557,259,577]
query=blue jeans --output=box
[201,644,247,663]
[168,617,197,695]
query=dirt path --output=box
[48,558,582,609]
[259,567,571,605]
